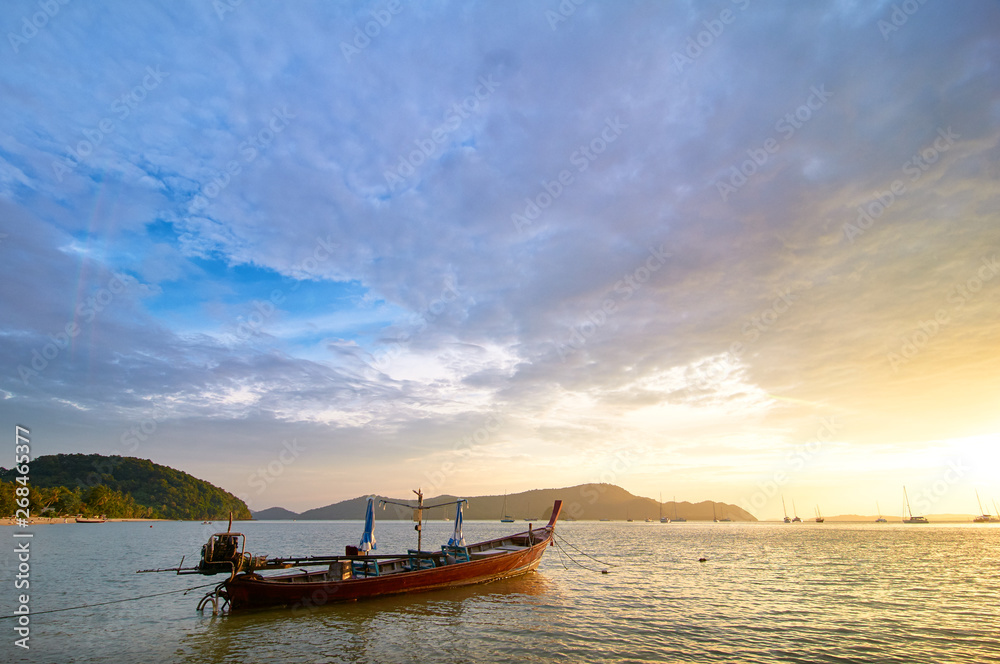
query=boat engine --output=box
[198,532,246,575]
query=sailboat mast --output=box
[976,490,985,515]
[904,486,913,518]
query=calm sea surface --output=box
[4,520,999,663]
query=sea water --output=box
[3,520,998,663]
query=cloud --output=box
[1,0,999,513]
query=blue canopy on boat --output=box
[448,500,466,547]
[359,496,377,552]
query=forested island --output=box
[0,454,251,520]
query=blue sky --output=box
[1,0,999,518]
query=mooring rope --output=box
[0,581,220,620]
[554,532,619,568]
[552,537,609,574]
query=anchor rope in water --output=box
[552,537,608,574]
[0,581,220,620]
[554,532,619,568]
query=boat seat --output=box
[351,559,380,577]
[406,550,437,570]
[469,548,507,560]
[441,545,470,563]
[497,545,527,551]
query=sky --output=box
[1,0,998,519]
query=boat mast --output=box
[903,486,913,519]
[413,488,424,552]
[976,490,985,516]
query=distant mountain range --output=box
[251,483,756,522]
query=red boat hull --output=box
[224,501,562,612]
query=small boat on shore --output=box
[76,515,107,523]
[141,495,564,613]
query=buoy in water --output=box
[601,569,609,574]
[698,557,707,563]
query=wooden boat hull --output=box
[224,501,563,612]
[225,536,550,611]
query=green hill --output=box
[0,454,251,520]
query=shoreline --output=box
[0,517,173,525]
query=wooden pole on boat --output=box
[413,488,424,552]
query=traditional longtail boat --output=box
[140,493,563,613]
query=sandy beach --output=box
[0,517,171,525]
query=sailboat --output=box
[626,507,633,522]
[500,493,515,523]
[718,502,731,522]
[972,490,995,523]
[814,505,825,523]
[902,486,929,523]
[672,496,685,522]
[791,500,802,523]
[875,502,887,523]
[659,493,669,523]
[712,502,719,523]
[782,496,791,523]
